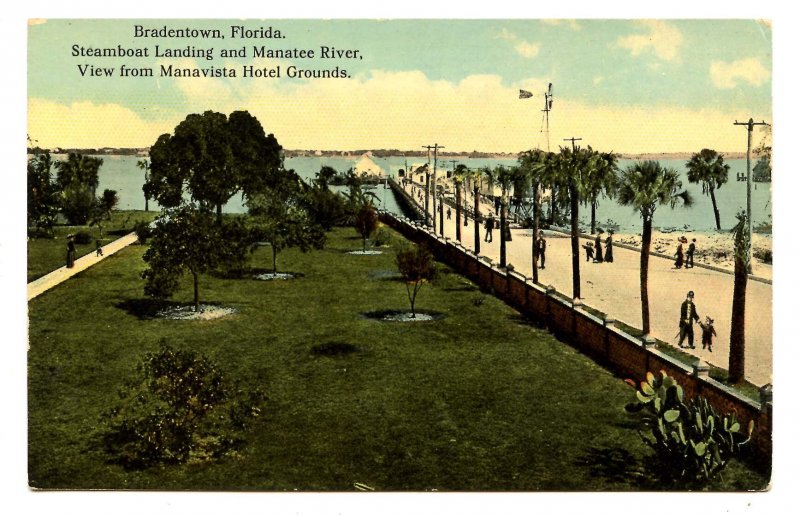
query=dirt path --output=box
[403,183,772,386]
[27,232,139,301]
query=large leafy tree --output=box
[145,110,283,222]
[617,161,693,337]
[142,204,222,312]
[27,151,60,236]
[686,149,729,231]
[517,149,550,283]
[729,211,749,384]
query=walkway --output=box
[27,232,139,301]
[402,182,772,386]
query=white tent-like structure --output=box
[353,153,386,179]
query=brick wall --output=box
[379,212,772,460]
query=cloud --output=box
[709,58,771,89]
[514,41,540,59]
[28,98,178,148]
[29,70,768,154]
[615,20,683,61]
[494,28,540,59]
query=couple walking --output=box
[674,236,696,269]
[584,229,614,263]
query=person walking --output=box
[604,230,614,263]
[583,241,594,262]
[538,232,547,269]
[699,316,716,352]
[674,236,686,269]
[446,207,452,220]
[593,229,604,263]
[66,235,76,268]
[484,215,494,243]
[95,239,104,257]
[678,290,700,348]
[686,238,696,268]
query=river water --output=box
[63,154,771,233]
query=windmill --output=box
[542,82,554,152]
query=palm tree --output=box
[729,210,749,383]
[453,164,470,242]
[616,161,693,337]
[551,145,597,299]
[482,166,519,268]
[584,151,619,234]
[685,149,729,230]
[518,149,550,283]
[467,167,485,255]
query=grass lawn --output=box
[27,225,769,491]
[27,210,158,282]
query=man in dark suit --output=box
[686,238,696,268]
[678,290,700,348]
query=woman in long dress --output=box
[594,229,604,263]
[674,238,685,269]
[604,230,614,263]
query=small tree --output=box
[98,342,266,469]
[247,175,326,274]
[101,189,119,220]
[395,244,436,318]
[354,202,379,252]
[142,204,221,311]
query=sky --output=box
[27,18,773,154]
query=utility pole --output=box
[423,144,444,233]
[733,118,769,269]
[563,137,582,152]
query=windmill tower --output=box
[541,83,554,152]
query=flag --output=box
[519,89,533,99]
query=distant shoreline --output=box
[30,147,748,161]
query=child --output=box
[95,239,104,257]
[583,242,594,262]
[699,316,716,352]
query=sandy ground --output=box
[405,182,773,386]
[614,230,772,280]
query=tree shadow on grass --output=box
[573,447,647,489]
[507,313,546,329]
[115,298,175,319]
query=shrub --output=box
[98,343,266,469]
[625,371,753,489]
[73,231,93,245]
[754,248,772,264]
[372,227,392,247]
[133,220,153,244]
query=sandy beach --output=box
[610,230,772,281]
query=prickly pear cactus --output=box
[625,370,754,488]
